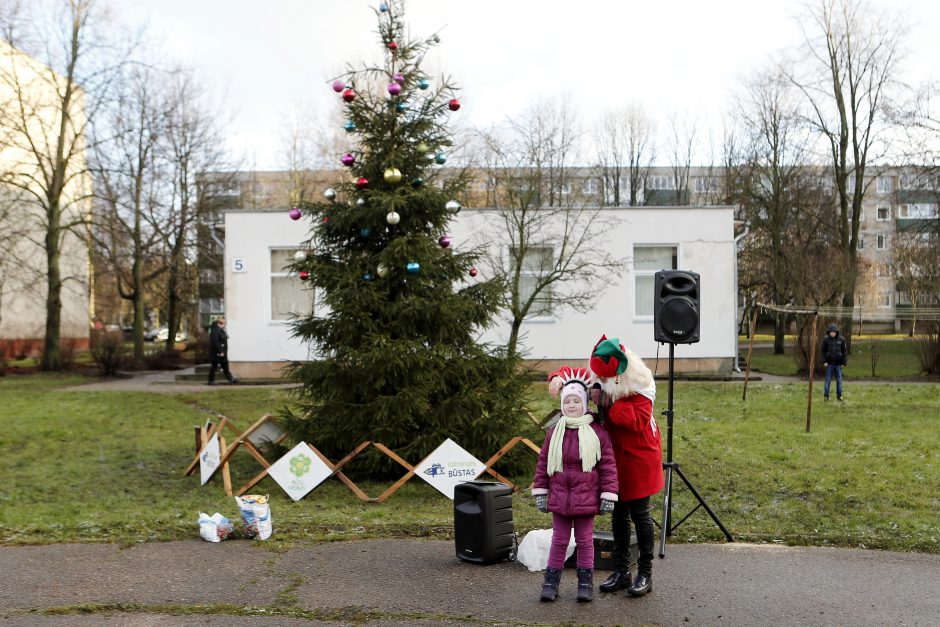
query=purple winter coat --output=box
[532,418,619,516]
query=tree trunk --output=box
[774,313,786,355]
[41,206,62,371]
[164,261,180,353]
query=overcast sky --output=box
[122,0,940,170]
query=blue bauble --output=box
[417,78,430,90]
[363,272,374,281]
[406,262,420,274]
[396,102,408,112]
[360,227,371,237]
[379,2,388,12]
[434,152,447,165]
[411,177,424,188]
[344,120,357,132]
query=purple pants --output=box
[548,513,595,569]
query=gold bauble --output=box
[383,167,403,184]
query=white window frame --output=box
[876,176,892,194]
[268,247,313,324]
[583,177,599,195]
[879,291,892,308]
[876,234,887,250]
[509,245,556,321]
[876,206,890,221]
[633,244,679,321]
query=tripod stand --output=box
[658,342,733,558]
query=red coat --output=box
[605,393,664,500]
[532,420,619,517]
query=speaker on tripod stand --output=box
[653,270,733,557]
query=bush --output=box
[144,349,183,370]
[59,338,77,369]
[913,322,940,374]
[90,330,126,376]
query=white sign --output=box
[267,442,333,501]
[232,258,247,273]
[414,438,486,499]
[199,434,221,485]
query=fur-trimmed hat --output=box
[589,334,628,379]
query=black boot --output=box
[599,568,632,592]
[628,573,652,597]
[576,568,594,603]
[540,567,562,602]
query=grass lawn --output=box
[743,335,934,380]
[1,373,938,554]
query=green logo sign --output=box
[289,453,312,477]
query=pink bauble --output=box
[289,207,302,221]
[438,235,451,249]
[331,79,345,93]
[341,153,355,167]
[469,267,478,277]
[388,41,398,51]
[387,82,402,96]
[356,177,369,189]
[393,73,405,84]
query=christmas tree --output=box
[284,1,527,477]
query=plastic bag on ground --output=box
[235,494,273,540]
[198,512,235,542]
[516,528,576,572]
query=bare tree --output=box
[892,229,940,334]
[593,104,656,206]
[0,0,126,370]
[90,63,169,362]
[665,109,697,205]
[476,97,624,357]
[786,0,907,345]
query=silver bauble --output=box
[386,211,401,225]
[294,250,307,262]
[324,187,337,201]
[445,199,462,213]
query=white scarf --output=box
[546,415,601,476]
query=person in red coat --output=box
[532,374,619,603]
[590,335,662,597]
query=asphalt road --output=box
[3,539,939,626]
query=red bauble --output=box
[388,41,398,51]
[322,216,329,224]
[342,89,356,102]
[448,98,461,111]
[356,177,369,189]
[469,267,478,277]
[299,271,310,281]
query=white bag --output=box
[516,528,576,572]
[198,512,234,542]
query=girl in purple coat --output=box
[532,377,619,603]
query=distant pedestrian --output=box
[208,317,238,385]
[821,323,847,401]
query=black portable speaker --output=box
[454,481,514,564]
[653,269,701,344]
[565,530,638,570]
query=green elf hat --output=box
[590,334,628,378]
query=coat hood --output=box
[827,324,840,334]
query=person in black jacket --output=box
[208,317,238,385]
[820,323,847,400]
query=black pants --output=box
[208,357,234,383]
[611,496,655,576]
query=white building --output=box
[224,205,737,378]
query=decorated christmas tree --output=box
[284,1,527,477]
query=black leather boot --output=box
[599,569,632,592]
[576,568,594,603]
[628,573,652,597]
[540,567,562,602]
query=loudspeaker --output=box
[654,270,700,344]
[454,481,514,564]
[565,530,637,570]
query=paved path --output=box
[2,539,938,626]
[62,368,299,394]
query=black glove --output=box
[535,495,549,513]
[599,499,615,514]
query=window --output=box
[633,245,678,317]
[648,176,674,190]
[512,246,554,317]
[857,237,864,250]
[876,235,887,250]
[582,178,598,194]
[876,207,889,221]
[898,203,939,219]
[270,248,312,321]
[880,291,892,308]
[876,176,892,194]
[694,177,719,193]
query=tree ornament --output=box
[396,102,408,112]
[386,211,401,225]
[356,197,366,207]
[322,216,330,224]
[438,235,451,248]
[383,167,403,184]
[289,207,302,220]
[406,262,420,274]
[379,2,388,12]
[411,177,424,188]
[324,188,337,201]
[331,79,345,92]
[344,120,357,133]
[448,98,461,111]
[432,34,441,43]
[363,272,374,281]
[445,199,461,213]
[377,263,388,278]
[356,177,369,189]
[469,267,478,277]
[416,141,429,154]
[387,82,402,96]
[342,88,356,102]
[388,41,398,51]
[299,271,310,281]
[435,152,447,164]
[341,153,355,167]
[294,250,307,262]
[360,227,371,237]
[417,78,430,90]
[393,72,405,84]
